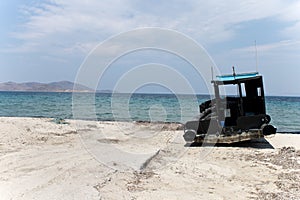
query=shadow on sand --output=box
[278,131,300,134]
[185,138,274,149]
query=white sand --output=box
[0,117,299,200]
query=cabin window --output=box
[257,87,262,96]
[225,109,231,117]
[222,85,239,97]
[241,83,246,97]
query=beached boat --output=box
[183,70,276,144]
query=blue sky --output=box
[1,0,300,96]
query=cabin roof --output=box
[212,72,262,85]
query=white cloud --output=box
[279,0,300,21]
[6,0,298,56]
[276,1,300,40]
[232,40,300,53]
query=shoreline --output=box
[2,116,300,133]
[1,90,300,98]
[0,117,299,199]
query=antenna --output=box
[232,66,236,77]
[211,66,214,81]
[255,40,258,72]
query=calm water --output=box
[0,91,299,132]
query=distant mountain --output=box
[0,81,93,92]
[96,89,115,93]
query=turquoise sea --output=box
[0,91,299,132]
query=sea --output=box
[0,91,299,133]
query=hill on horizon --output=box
[0,81,93,92]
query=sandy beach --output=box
[0,117,299,200]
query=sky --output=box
[1,0,300,96]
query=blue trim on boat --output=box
[216,72,259,81]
